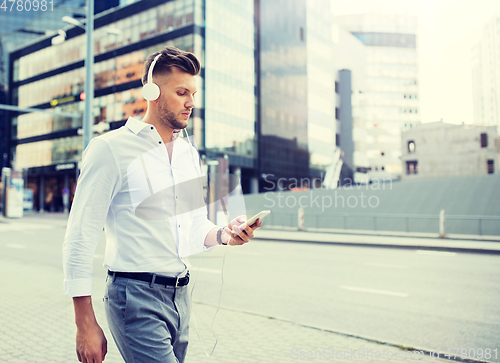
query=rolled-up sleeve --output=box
[62,137,122,297]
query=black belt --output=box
[108,270,189,287]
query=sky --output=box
[331,0,500,125]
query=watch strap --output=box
[217,227,227,245]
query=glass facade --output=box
[259,0,309,184]
[15,1,195,82]
[8,0,199,211]
[13,103,82,140]
[204,0,256,161]
[14,41,192,109]
[8,0,262,210]
[0,0,119,172]
[306,0,336,174]
[15,136,82,170]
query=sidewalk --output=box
[0,259,457,363]
[253,228,500,254]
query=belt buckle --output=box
[175,276,181,288]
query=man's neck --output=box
[142,113,175,144]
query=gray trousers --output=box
[104,274,191,363]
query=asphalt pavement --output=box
[0,212,497,362]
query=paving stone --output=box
[1,242,456,363]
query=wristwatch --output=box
[217,227,227,245]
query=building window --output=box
[381,166,385,171]
[487,159,494,174]
[335,81,339,93]
[336,133,340,146]
[300,27,304,42]
[381,151,385,156]
[407,141,415,153]
[480,133,488,148]
[406,161,418,175]
[335,107,340,120]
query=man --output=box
[63,46,262,363]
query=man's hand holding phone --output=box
[222,210,270,246]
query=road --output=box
[187,236,500,357]
[1,216,499,362]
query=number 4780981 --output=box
[1,0,54,12]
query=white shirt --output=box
[62,117,217,297]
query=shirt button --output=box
[151,126,154,130]
[159,141,162,144]
[178,225,181,228]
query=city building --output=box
[471,13,500,129]
[258,0,345,190]
[401,121,500,180]
[257,0,309,190]
[331,24,367,184]
[6,0,358,212]
[333,13,419,181]
[8,0,257,212]
[0,0,120,169]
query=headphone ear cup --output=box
[142,83,160,101]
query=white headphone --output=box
[142,54,162,101]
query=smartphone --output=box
[246,210,271,226]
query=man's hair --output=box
[142,46,200,85]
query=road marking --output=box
[364,263,408,269]
[416,250,456,257]
[6,243,27,249]
[339,285,408,297]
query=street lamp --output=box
[62,0,94,152]
[61,16,121,143]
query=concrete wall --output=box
[243,174,500,236]
[401,122,499,180]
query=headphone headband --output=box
[143,53,162,101]
[148,54,161,85]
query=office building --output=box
[471,13,500,129]
[7,0,357,211]
[8,0,256,211]
[0,0,119,169]
[331,24,367,184]
[258,0,345,190]
[401,121,500,180]
[334,13,419,181]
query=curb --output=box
[252,236,500,255]
[262,226,500,243]
[192,301,494,363]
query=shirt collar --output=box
[125,117,151,135]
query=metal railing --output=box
[262,211,500,236]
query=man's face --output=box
[155,67,197,130]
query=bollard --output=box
[439,209,446,238]
[298,207,304,230]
